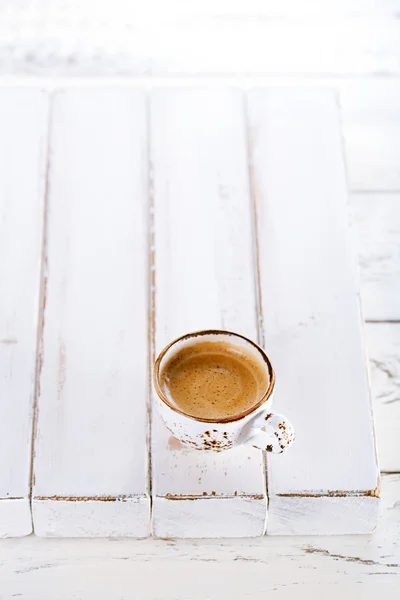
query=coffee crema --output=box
[159,340,269,420]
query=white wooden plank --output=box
[0,474,399,598]
[150,88,266,538]
[0,77,398,189]
[0,89,48,537]
[32,498,150,537]
[366,323,400,474]
[350,193,400,321]
[339,80,400,191]
[32,89,150,537]
[248,88,380,534]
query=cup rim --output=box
[153,329,275,423]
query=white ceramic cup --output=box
[153,330,295,453]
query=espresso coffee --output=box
[159,340,268,420]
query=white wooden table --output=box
[0,82,399,596]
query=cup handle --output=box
[245,413,295,453]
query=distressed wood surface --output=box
[0,82,397,545]
[31,90,150,537]
[351,194,400,321]
[1,11,400,77]
[0,77,398,190]
[248,88,380,534]
[0,474,399,597]
[366,323,400,474]
[0,89,48,537]
[150,88,267,538]
[339,79,400,192]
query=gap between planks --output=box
[29,92,53,502]
[0,498,25,501]
[367,320,400,324]
[148,95,155,532]
[161,494,265,501]
[33,495,144,502]
[244,87,269,511]
[352,189,400,194]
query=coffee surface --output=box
[159,340,268,420]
